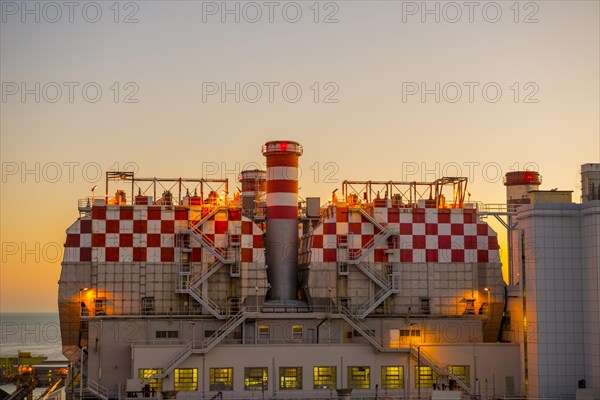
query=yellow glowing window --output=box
[292,325,303,340]
[347,366,370,389]
[279,367,302,390]
[313,366,336,389]
[174,368,198,391]
[415,366,437,388]
[258,325,270,342]
[244,367,268,390]
[381,366,403,389]
[210,368,233,391]
[448,365,470,387]
[138,369,162,392]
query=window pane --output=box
[138,369,162,392]
[244,367,268,390]
[210,368,233,391]
[448,365,470,388]
[415,366,437,388]
[258,325,270,343]
[381,366,403,389]
[347,366,370,389]
[313,366,336,389]
[279,367,302,390]
[292,325,303,340]
[175,368,198,391]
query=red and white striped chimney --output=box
[262,140,303,302]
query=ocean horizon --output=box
[0,312,66,361]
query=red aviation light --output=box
[504,171,542,186]
[262,140,303,156]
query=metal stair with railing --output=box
[354,262,387,289]
[141,342,193,385]
[189,206,224,232]
[85,380,111,400]
[142,310,250,385]
[190,260,224,288]
[353,282,399,318]
[197,308,249,353]
[337,307,384,351]
[184,228,236,264]
[354,206,385,232]
[185,284,225,319]
[347,229,398,264]
[409,344,474,396]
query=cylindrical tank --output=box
[503,171,542,208]
[262,140,303,302]
[504,171,541,286]
[239,169,266,214]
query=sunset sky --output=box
[1,0,598,312]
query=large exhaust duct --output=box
[262,140,303,302]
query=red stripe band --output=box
[266,154,299,168]
[267,206,298,219]
[267,180,298,193]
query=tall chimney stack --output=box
[262,140,303,302]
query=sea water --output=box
[0,313,66,361]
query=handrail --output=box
[188,285,224,319]
[337,307,383,351]
[87,379,110,400]
[355,283,394,318]
[190,260,224,288]
[355,206,385,231]
[355,262,388,289]
[185,229,236,264]
[200,309,248,353]
[190,206,222,231]
[348,229,397,263]
[409,344,474,396]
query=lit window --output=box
[415,366,437,388]
[175,368,198,391]
[138,369,162,392]
[210,368,233,391]
[381,366,403,389]
[279,367,302,390]
[448,365,470,388]
[292,325,303,341]
[313,366,336,389]
[258,325,270,343]
[244,367,268,390]
[348,366,370,389]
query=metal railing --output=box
[86,380,112,400]
[347,229,396,263]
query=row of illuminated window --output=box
[139,366,469,391]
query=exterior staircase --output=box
[197,309,249,353]
[142,310,250,384]
[354,262,387,289]
[337,307,383,351]
[354,282,398,318]
[409,344,474,396]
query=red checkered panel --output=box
[63,206,265,263]
[309,206,500,263]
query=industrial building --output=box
[57,141,599,399]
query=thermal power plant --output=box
[56,142,600,400]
